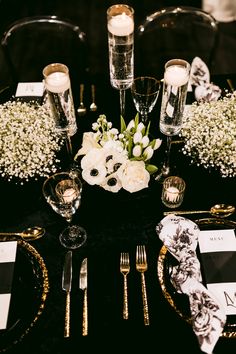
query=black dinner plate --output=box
[0,239,49,352]
[157,217,236,338]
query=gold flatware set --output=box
[62,254,88,338]
[77,83,97,115]
[120,245,150,325]
[163,203,235,218]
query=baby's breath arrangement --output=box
[180,92,236,178]
[74,114,162,193]
[0,100,63,183]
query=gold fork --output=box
[136,245,150,325]
[120,252,130,320]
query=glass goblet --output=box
[131,76,161,123]
[42,170,87,249]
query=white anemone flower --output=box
[101,172,122,192]
[82,163,107,185]
[104,148,128,174]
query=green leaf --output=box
[149,139,156,148]
[145,164,158,174]
[120,115,126,133]
[146,121,151,136]
[134,113,139,129]
[127,135,133,157]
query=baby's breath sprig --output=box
[0,100,63,183]
[180,92,236,178]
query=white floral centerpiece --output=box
[0,100,63,183]
[180,92,236,178]
[74,114,162,193]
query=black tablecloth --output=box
[0,74,236,354]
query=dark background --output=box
[0,0,235,88]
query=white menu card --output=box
[15,82,44,97]
[198,229,236,315]
[0,241,17,329]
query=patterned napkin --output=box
[156,215,226,354]
[189,56,221,102]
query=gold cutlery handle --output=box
[91,84,95,101]
[123,275,128,320]
[82,288,88,336]
[80,83,84,103]
[141,273,150,326]
[164,210,208,216]
[64,291,70,338]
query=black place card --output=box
[0,241,17,329]
[198,229,236,315]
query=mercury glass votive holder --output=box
[161,176,186,208]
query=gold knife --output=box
[62,251,72,338]
[79,257,88,336]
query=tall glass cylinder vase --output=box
[156,59,190,181]
[43,63,77,161]
[107,4,134,118]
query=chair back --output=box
[1,15,89,95]
[135,6,219,78]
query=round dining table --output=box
[0,73,236,354]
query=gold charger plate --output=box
[157,217,236,338]
[0,239,49,352]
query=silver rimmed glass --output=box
[42,170,87,249]
[131,76,160,123]
[107,4,134,118]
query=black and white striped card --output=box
[0,241,17,330]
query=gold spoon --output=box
[0,226,45,241]
[163,203,235,218]
[77,83,86,116]
[90,84,97,112]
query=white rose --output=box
[117,160,150,193]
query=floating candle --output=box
[108,13,134,36]
[45,71,70,93]
[164,65,189,86]
[56,179,79,203]
[62,187,78,203]
[165,186,180,203]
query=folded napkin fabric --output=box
[156,215,226,354]
[0,241,17,330]
[189,56,221,102]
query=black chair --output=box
[0,15,89,99]
[135,6,219,78]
